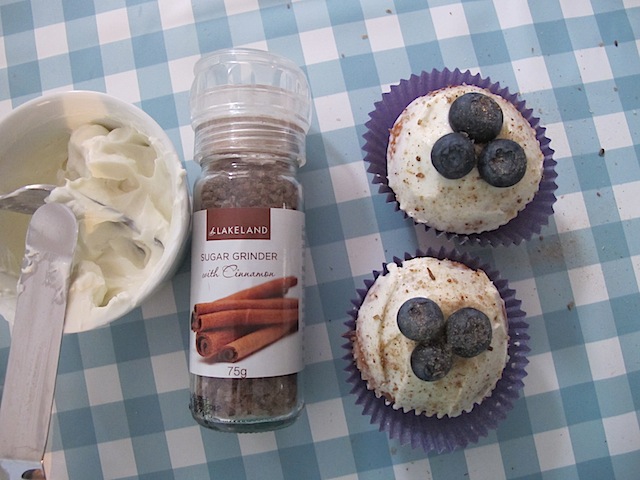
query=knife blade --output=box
[0,203,78,480]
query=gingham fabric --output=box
[1,0,639,479]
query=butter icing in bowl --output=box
[0,91,191,333]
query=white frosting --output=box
[387,85,544,234]
[354,257,508,418]
[0,124,187,332]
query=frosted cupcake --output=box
[345,247,529,453]
[363,68,557,246]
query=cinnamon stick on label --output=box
[224,276,298,301]
[217,321,298,363]
[196,327,252,359]
[193,307,298,332]
[192,297,299,330]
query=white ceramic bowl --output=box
[0,91,191,332]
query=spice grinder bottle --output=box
[188,48,311,432]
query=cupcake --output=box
[344,247,529,453]
[363,68,557,246]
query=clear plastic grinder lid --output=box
[190,48,312,135]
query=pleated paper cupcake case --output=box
[343,246,530,453]
[363,67,558,247]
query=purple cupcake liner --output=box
[363,67,558,247]
[343,246,529,454]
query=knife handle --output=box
[0,459,45,480]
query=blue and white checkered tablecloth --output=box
[1,0,639,478]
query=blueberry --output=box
[446,307,492,358]
[478,138,527,187]
[410,341,453,381]
[431,132,476,179]
[397,297,445,342]
[449,92,503,143]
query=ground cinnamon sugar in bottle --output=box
[188,49,311,432]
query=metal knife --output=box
[0,203,78,480]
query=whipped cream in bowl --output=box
[0,91,191,332]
